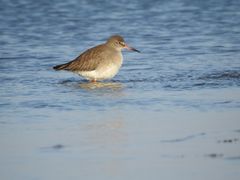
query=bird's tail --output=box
[53,63,69,71]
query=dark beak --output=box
[125,44,140,53]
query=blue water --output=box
[0,0,240,180]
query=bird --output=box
[53,35,140,82]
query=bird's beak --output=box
[125,44,140,53]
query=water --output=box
[0,0,240,179]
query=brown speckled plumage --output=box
[54,45,106,72]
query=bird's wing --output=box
[62,44,106,72]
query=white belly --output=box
[77,63,122,81]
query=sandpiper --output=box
[53,35,140,82]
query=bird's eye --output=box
[119,41,125,46]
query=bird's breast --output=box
[78,53,123,80]
[95,56,123,80]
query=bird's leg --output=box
[90,79,97,83]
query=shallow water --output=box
[0,0,240,180]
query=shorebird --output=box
[53,35,140,82]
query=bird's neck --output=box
[105,43,122,52]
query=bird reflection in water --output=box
[78,81,124,91]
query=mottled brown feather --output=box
[59,44,106,72]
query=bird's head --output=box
[106,35,140,53]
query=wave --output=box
[199,70,240,80]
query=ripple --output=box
[199,70,240,80]
[40,144,66,152]
[160,132,206,143]
[20,100,64,109]
[217,138,239,143]
[205,153,224,159]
